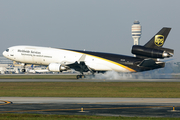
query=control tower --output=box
[131,21,142,45]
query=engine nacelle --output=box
[131,45,173,58]
[48,63,67,72]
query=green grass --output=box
[0,82,180,97]
[0,114,179,120]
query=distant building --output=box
[131,20,142,45]
[0,55,13,65]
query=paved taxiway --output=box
[1,97,180,117]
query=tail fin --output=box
[132,27,174,58]
[144,27,171,48]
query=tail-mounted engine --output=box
[48,63,68,72]
[131,45,174,58]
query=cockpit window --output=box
[6,49,9,52]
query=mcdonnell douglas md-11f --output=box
[3,27,174,78]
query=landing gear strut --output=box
[21,63,27,73]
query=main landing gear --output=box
[76,73,95,79]
[76,75,85,79]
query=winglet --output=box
[78,54,86,62]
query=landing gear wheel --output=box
[22,69,26,73]
[76,75,85,79]
[76,75,80,79]
[81,75,85,79]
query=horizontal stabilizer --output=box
[138,59,165,68]
[138,59,156,67]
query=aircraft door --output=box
[10,49,16,60]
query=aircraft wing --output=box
[66,61,89,74]
[65,54,94,74]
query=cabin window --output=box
[6,49,9,52]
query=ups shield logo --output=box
[154,35,164,47]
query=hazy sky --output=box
[0,0,180,60]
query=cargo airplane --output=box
[3,27,174,78]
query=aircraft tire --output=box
[22,69,26,73]
[76,75,85,79]
[76,75,80,79]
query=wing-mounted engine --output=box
[131,45,174,59]
[48,63,68,72]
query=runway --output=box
[1,97,180,117]
[0,78,180,82]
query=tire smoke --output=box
[94,62,177,79]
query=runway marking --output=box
[0,100,12,105]
[0,105,179,113]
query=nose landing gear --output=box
[21,63,27,73]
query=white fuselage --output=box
[3,46,135,72]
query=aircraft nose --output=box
[3,51,7,57]
[2,51,5,56]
